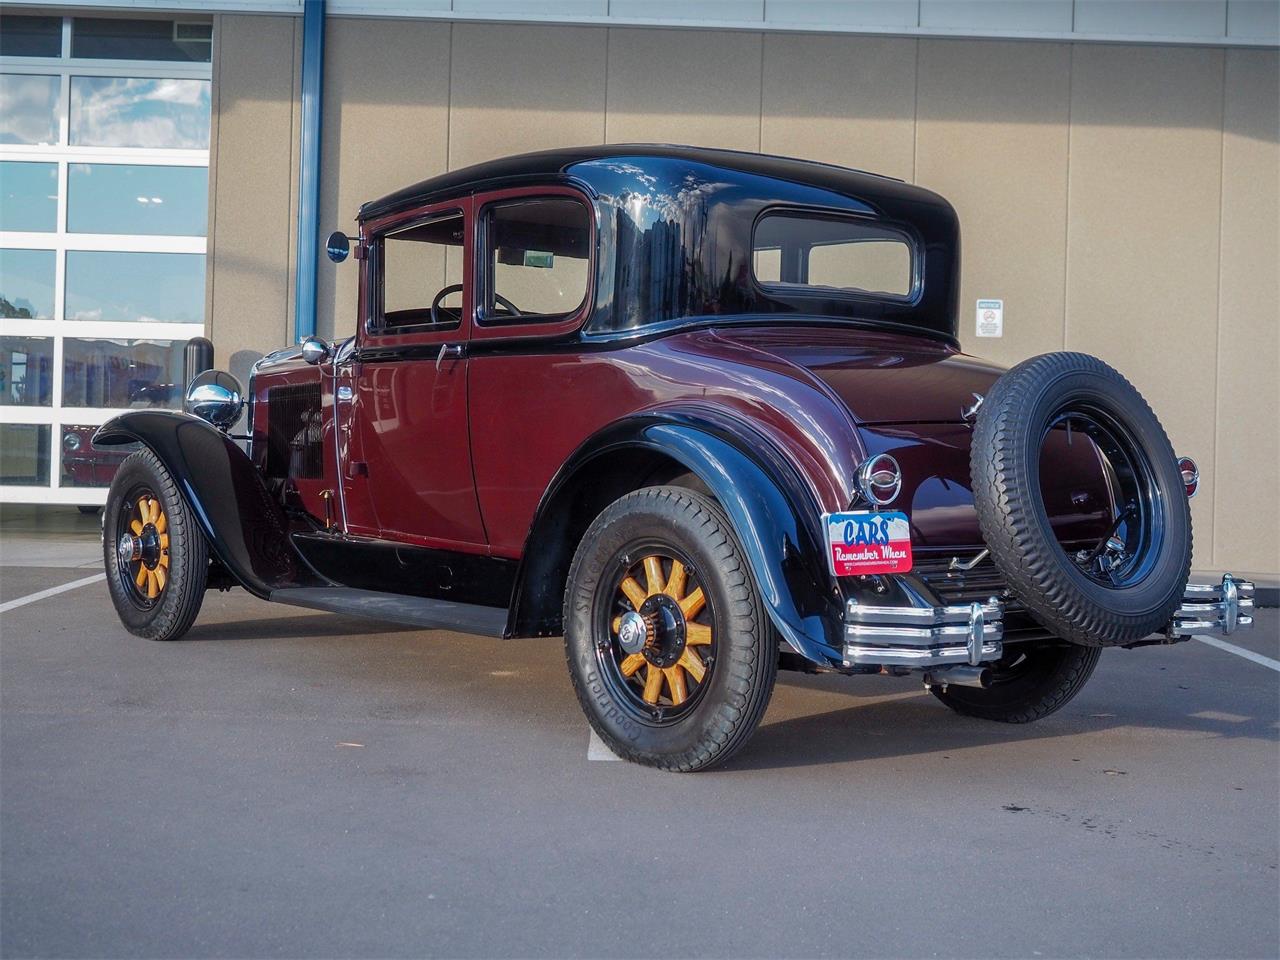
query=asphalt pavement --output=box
[1,516,1277,958]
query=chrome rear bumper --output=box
[843,598,1003,668]
[841,573,1254,669]
[1168,574,1254,637]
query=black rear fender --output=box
[507,411,844,666]
[94,411,319,598]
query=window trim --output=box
[358,196,474,349]
[365,206,467,338]
[470,185,596,343]
[749,207,923,306]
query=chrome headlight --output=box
[184,369,245,430]
[62,431,82,451]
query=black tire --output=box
[103,449,207,641]
[563,486,778,772]
[971,352,1191,647]
[930,642,1101,723]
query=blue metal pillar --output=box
[293,0,325,341]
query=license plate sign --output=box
[824,510,913,577]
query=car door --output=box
[336,197,487,549]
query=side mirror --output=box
[326,231,351,263]
[300,336,331,365]
[184,369,244,430]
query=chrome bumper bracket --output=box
[843,597,1004,669]
[1169,574,1255,638]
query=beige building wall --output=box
[206,15,1280,580]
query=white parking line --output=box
[0,573,105,615]
[586,728,622,761]
[1195,634,1280,673]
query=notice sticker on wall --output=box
[976,299,1003,337]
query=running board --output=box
[269,587,508,637]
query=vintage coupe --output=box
[96,145,1253,771]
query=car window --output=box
[373,210,464,333]
[482,198,590,324]
[753,212,914,299]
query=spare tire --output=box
[970,352,1191,647]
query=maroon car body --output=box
[95,145,1252,770]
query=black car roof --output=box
[358,143,943,222]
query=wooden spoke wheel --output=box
[103,449,207,641]
[114,490,171,605]
[564,486,778,771]
[605,551,716,720]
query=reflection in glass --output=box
[0,424,51,486]
[0,249,56,319]
[70,76,210,149]
[62,338,185,409]
[72,18,212,63]
[62,424,131,489]
[0,16,62,57]
[65,251,205,323]
[0,74,60,145]
[0,336,54,406]
[0,162,58,232]
[68,164,207,236]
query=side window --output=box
[371,210,464,333]
[482,197,590,323]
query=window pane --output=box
[66,251,205,323]
[68,164,207,236]
[0,74,60,146]
[0,249,56,320]
[70,76,210,149]
[0,424,50,486]
[62,424,132,488]
[72,18,211,63]
[486,198,590,321]
[753,213,914,299]
[1,336,53,406]
[62,338,185,409]
[379,213,464,331]
[0,162,58,232]
[0,16,62,57]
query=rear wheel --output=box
[103,450,207,641]
[563,486,777,771]
[930,642,1101,723]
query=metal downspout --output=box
[293,0,325,342]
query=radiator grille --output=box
[266,383,324,479]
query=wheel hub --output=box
[117,532,142,566]
[616,610,650,655]
[638,594,686,668]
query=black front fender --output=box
[509,410,844,666]
[94,411,319,598]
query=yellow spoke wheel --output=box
[605,551,716,721]
[114,490,171,606]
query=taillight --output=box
[1177,456,1199,499]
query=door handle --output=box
[436,343,464,371]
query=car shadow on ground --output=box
[724,674,1279,771]
[166,608,1279,773]
[182,613,420,643]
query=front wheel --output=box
[103,449,208,641]
[930,641,1101,723]
[563,486,778,771]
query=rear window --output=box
[752,212,914,300]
